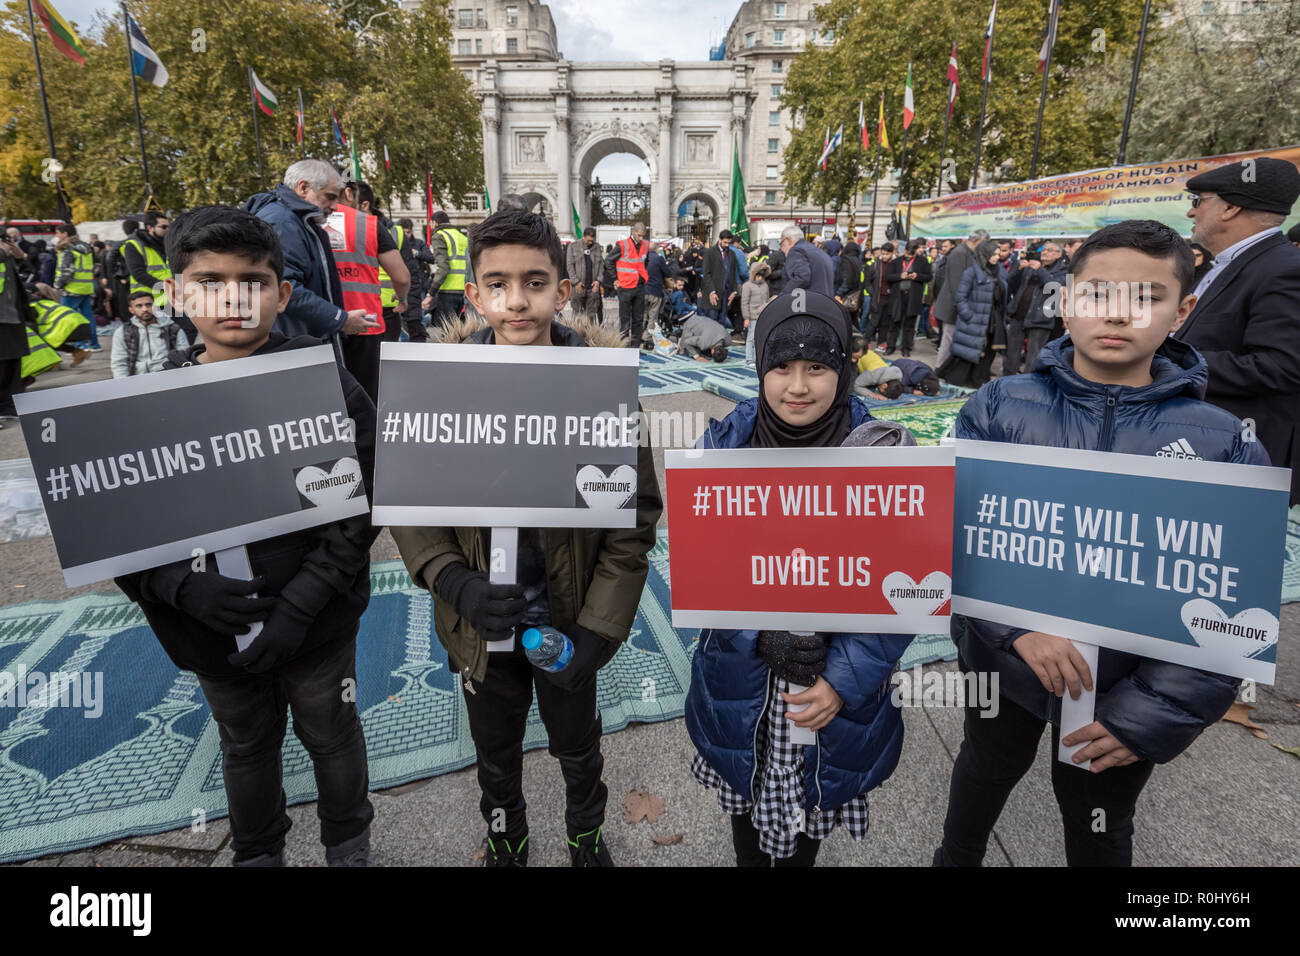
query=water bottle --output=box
[521,625,573,672]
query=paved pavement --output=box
[3,327,1297,866]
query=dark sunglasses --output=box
[1188,193,1208,208]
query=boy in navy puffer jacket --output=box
[934,220,1270,867]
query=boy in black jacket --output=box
[115,205,379,867]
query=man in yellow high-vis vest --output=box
[427,211,469,330]
[123,212,198,344]
[54,222,100,351]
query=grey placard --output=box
[374,343,640,527]
[15,346,368,586]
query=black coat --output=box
[1175,230,1300,501]
[885,253,933,317]
[115,333,379,676]
[699,243,738,305]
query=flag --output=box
[859,100,869,149]
[383,140,391,170]
[1038,0,1061,73]
[982,0,998,81]
[296,88,304,145]
[947,42,959,121]
[877,94,890,150]
[729,135,750,245]
[332,106,347,147]
[818,125,843,169]
[31,0,85,66]
[250,68,277,116]
[350,134,361,183]
[902,63,914,129]
[425,162,434,242]
[483,187,491,214]
[572,200,582,238]
[820,126,830,171]
[125,13,168,87]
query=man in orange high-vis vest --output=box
[325,197,387,402]
[602,221,650,348]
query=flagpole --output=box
[866,96,883,244]
[424,154,433,244]
[935,47,954,198]
[851,112,864,236]
[971,6,996,191]
[297,87,305,160]
[248,67,265,191]
[120,2,153,203]
[897,63,912,241]
[1030,0,1060,179]
[1117,0,1153,166]
[25,0,70,220]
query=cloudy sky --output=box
[55,0,745,180]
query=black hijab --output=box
[751,292,855,449]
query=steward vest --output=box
[21,326,60,380]
[615,236,649,290]
[379,223,405,309]
[120,321,180,375]
[32,299,89,349]
[63,245,95,295]
[124,237,171,309]
[326,205,384,335]
[438,227,468,293]
[860,257,875,286]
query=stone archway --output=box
[673,187,724,243]
[518,191,553,219]
[574,132,657,233]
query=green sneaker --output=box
[567,826,614,867]
[484,832,529,867]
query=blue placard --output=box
[951,439,1290,684]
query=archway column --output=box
[556,115,572,237]
[652,114,672,236]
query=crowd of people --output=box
[0,152,1296,871]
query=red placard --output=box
[665,446,955,633]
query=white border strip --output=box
[380,341,639,367]
[950,595,1274,685]
[15,345,336,414]
[671,608,947,635]
[61,496,371,588]
[666,445,955,469]
[954,437,1291,492]
[374,505,636,529]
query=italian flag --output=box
[32,0,86,66]
[250,68,278,116]
[902,63,915,130]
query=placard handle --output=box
[486,527,518,652]
[215,546,263,652]
[1057,640,1099,769]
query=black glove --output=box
[757,631,828,685]
[541,623,607,692]
[226,600,313,673]
[435,563,528,644]
[175,571,276,637]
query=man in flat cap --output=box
[1176,155,1300,501]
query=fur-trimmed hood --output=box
[432,311,628,349]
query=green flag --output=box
[484,187,491,214]
[572,200,582,237]
[350,134,361,184]
[730,136,750,245]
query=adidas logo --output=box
[1156,438,1203,460]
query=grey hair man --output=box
[932,228,991,367]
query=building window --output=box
[810,29,818,41]
[824,29,835,41]
[506,37,518,53]
[506,5,518,26]
[769,110,780,126]
[773,29,785,45]
[458,39,472,54]
[476,8,486,27]
[766,165,778,181]
[475,38,483,53]
[774,2,787,17]
[771,84,782,98]
[767,138,779,153]
[745,31,755,48]
[772,59,783,73]
[457,8,473,27]
[764,190,777,205]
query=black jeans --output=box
[1023,327,1053,374]
[340,331,382,405]
[1003,315,1027,374]
[403,305,429,342]
[433,291,464,329]
[195,637,374,863]
[463,647,607,839]
[617,286,645,346]
[730,813,822,867]
[936,658,1155,867]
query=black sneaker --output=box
[484,833,529,867]
[568,826,614,867]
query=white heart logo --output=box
[295,457,363,508]
[576,464,636,510]
[882,571,951,617]
[1180,599,1278,660]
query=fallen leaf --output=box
[1221,701,1268,739]
[651,833,683,846]
[1273,744,1300,760]
[469,848,485,860]
[622,788,665,824]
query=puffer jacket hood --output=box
[953,333,1270,763]
[433,311,628,349]
[686,397,914,812]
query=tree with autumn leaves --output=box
[0,0,482,220]
[779,0,1157,215]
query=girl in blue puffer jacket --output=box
[685,291,916,866]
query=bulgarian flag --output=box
[877,93,890,150]
[250,68,278,116]
[902,63,915,129]
[32,0,86,66]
